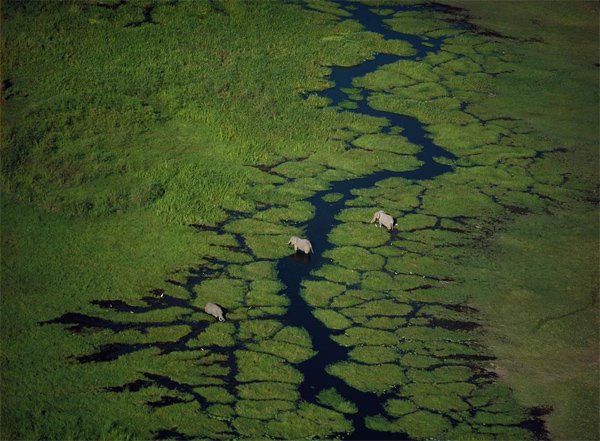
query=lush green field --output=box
[1,0,598,440]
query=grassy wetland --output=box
[1,0,598,440]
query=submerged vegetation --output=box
[1,0,598,440]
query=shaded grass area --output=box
[465,208,599,440]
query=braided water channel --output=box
[40,1,553,439]
[278,4,453,439]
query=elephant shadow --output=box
[290,252,311,264]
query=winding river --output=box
[277,2,456,439]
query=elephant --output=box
[204,303,225,321]
[370,210,396,230]
[288,236,314,254]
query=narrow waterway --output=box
[277,2,457,438]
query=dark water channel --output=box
[277,2,457,439]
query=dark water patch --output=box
[105,378,153,393]
[153,428,193,441]
[41,312,128,333]
[534,147,568,158]
[427,317,481,331]
[1,79,13,100]
[144,372,208,408]
[208,0,228,16]
[78,342,155,363]
[149,395,189,407]
[342,1,444,59]
[189,223,221,232]
[125,4,156,28]
[97,0,127,10]
[91,293,199,314]
[520,406,553,441]
[433,5,517,41]
[504,205,531,215]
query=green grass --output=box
[1,0,598,439]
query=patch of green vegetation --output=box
[335,207,377,223]
[330,295,364,308]
[369,93,474,125]
[360,271,394,291]
[247,339,316,364]
[385,254,460,280]
[246,279,288,307]
[237,382,300,402]
[224,219,295,236]
[328,222,391,248]
[207,403,235,419]
[316,388,358,414]
[227,260,277,281]
[397,326,473,344]
[243,234,292,259]
[443,424,493,441]
[195,386,236,404]
[247,306,287,318]
[236,399,295,420]
[342,299,413,318]
[338,100,359,110]
[273,326,313,348]
[254,201,315,223]
[313,147,422,176]
[323,245,385,271]
[407,365,474,384]
[238,320,283,341]
[311,264,361,285]
[235,350,302,384]
[233,417,265,438]
[366,410,451,438]
[300,280,346,307]
[193,278,246,309]
[400,382,471,413]
[384,398,418,417]
[332,326,398,347]
[322,192,344,203]
[272,160,326,179]
[349,180,423,212]
[327,362,406,394]
[348,345,398,364]
[396,214,437,231]
[352,133,420,155]
[361,316,407,330]
[314,309,353,330]
[265,402,352,439]
[188,322,236,348]
[384,10,453,36]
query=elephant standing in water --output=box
[371,210,396,231]
[288,236,314,254]
[204,303,225,321]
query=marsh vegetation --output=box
[1,0,597,440]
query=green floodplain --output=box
[1,0,598,440]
